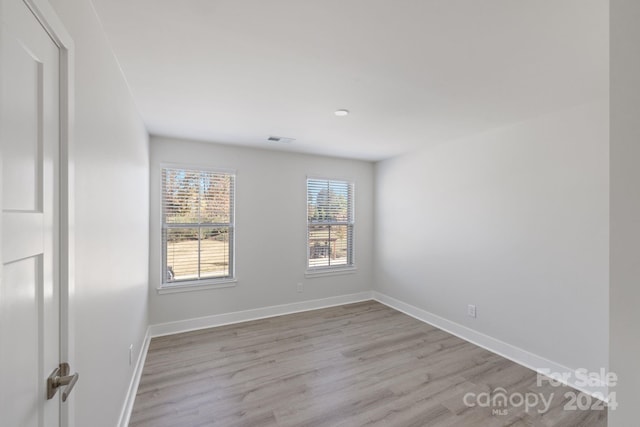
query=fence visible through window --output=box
[307,178,354,270]
[162,167,235,285]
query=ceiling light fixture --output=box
[334,109,350,117]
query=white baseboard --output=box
[117,291,373,426]
[117,290,607,426]
[117,328,151,427]
[372,291,608,400]
[148,291,374,338]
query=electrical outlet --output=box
[467,304,477,318]
[297,283,303,293]
[129,344,133,366]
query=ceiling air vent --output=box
[267,136,295,143]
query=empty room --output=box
[1,0,639,426]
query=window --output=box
[162,167,235,286]
[307,178,354,270]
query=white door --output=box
[0,0,64,426]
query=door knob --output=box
[47,363,79,402]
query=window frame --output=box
[159,163,236,290]
[305,176,356,275]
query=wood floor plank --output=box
[129,301,607,427]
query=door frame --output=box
[20,1,75,425]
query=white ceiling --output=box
[91,0,608,161]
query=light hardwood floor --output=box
[130,301,607,427]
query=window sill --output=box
[157,279,237,294]
[305,267,357,278]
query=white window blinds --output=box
[162,167,235,284]
[307,178,354,270]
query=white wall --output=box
[610,0,640,424]
[374,102,609,376]
[47,1,149,426]
[149,136,373,324]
